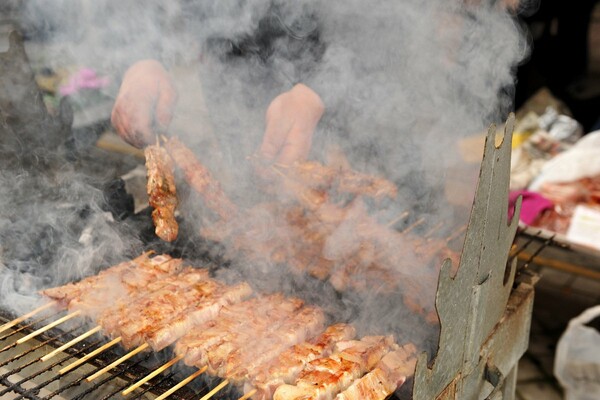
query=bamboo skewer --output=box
[154,366,208,400]
[423,221,445,239]
[239,389,257,400]
[59,337,122,374]
[0,301,57,334]
[445,224,467,243]
[122,355,184,395]
[400,217,425,235]
[199,379,230,400]
[386,211,410,228]
[86,342,149,381]
[41,325,102,361]
[16,310,81,345]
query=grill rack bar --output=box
[0,309,202,400]
[9,338,106,400]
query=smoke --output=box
[1,0,531,365]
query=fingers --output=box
[112,91,155,147]
[110,60,177,148]
[275,125,314,165]
[155,77,178,134]
[259,114,292,162]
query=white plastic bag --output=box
[554,305,600,400]
[529,130,600,191]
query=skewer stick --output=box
[423,221,444,239]
[270,165,287,178]
[386,211,410,228]
[445,224,467,243]
[16,310,81,344]
[400,217,425,235]
[199,379,230,400]
[59,337,122,374]
[239,389,257,400]
[0,301,57,334]
[41,325,102,361]
[121,355,184,395]
[86,342,149,381]
[154,366,208,400]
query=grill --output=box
[0,308,202,400]
[0,25,542,400]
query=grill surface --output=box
[0,308,204,400]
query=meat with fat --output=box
[164,136,237,220]
[145,144,179,242]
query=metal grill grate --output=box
[0,308,209,400]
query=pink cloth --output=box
[509,190,554,225]
[59,68,110,96]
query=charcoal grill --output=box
[0,25,541,400]
[0,308,201,400]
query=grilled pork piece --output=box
[96,267,249,350]
[276,160,398,201]
[273,335,398,400]
[335,343,417,400]
[245,324,357,400]
[175,295,304,368]
[148,281,253,350]
[145,144,178,242]
[97,267,211,347]
[226,305,326,382]
[41,253,181,310]
[164,136,237,220]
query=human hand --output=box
[258,83,324,166]
[111,60,178,148]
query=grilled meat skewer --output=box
[145,144,179,242]
[273,335,398,400]
[164,136,238,220]
[335,343,417,400]
[245,324,357,400]
[41,253,182,311]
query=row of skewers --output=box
[145,136,464,323]
[2,252,417,400]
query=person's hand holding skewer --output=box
[111,59,178,148]
[258,83,324,166]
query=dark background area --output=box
[515,0,600,132]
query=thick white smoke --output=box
[0,0,532,360]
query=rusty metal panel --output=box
[436,376,459,400]
[413,115,526,400]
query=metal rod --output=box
[508,229,542,260]
[122,355,184,395]
[0,301,57,334]
[0,311,60,344]
[86,342,149,381]
[199,379,230,400]
[522,235,555,269]
[0,324,80,372]
[154,366,208,400]
[16,310,81,344]
[39,339,130,400]
[59,336,122,374]
[76,352,152,400]
[41,325,101,361]
[5,337,104,400]
[128,371,178,400]
[239,388,258,400]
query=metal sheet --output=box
[413,115,530,400]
